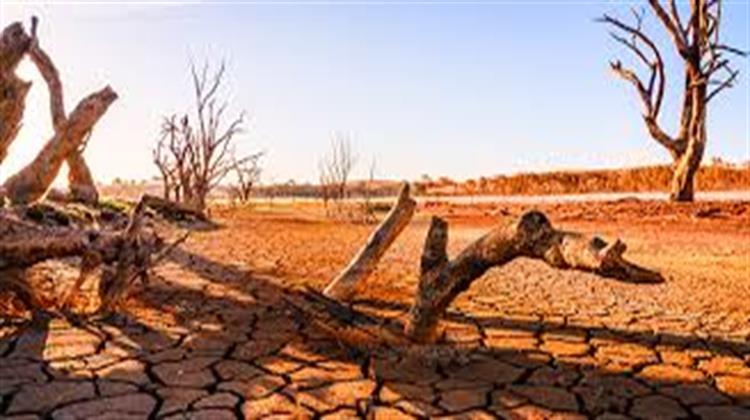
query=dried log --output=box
[323,183,416,300]
[0,196,167,312]
[405,211,663,342]
[141,194,210,223]
[0,22,33,165]
[2,86,117,204]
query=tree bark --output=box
[26,22,101,205]
[67,153,99,204]
[2,86,117,204]
[0,195,167,312]
[405,211,663,342]
[602,1,741,202]
[0,22,33,165]
[670,82,707,202]
[323,182,417,300]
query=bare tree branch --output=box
[151,59,256,215]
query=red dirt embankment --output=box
[422,164,749,196]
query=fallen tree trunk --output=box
[2,86,117,204]
[141,194,210,222]
[0,22,33,165]
[0,228,122,270]
[0,196,175,314]
[323,182,416,300]
[317,209,663,344]
[404,211,663,342]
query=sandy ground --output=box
[1,199,749,419]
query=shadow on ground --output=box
[1,244,748,419]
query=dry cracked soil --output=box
[1,199,749,419]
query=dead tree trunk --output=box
[27,18,100,204]
[601,1,746,202]
[141,194,210,223]
[405,211,663,342]
[67,153,99,204]
[0,195,179,312]
[2,86,117,204]
[0,22,32,165]
[323,183,416,300]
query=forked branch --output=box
[405,211,663,342]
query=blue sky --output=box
[0,1,748,184]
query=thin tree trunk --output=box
[27,20,101,205]
[0,22,33,165]
[323,183,416,300]
[670,81,707,202]
[2,86,117,204]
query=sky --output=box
[0,0,748,185]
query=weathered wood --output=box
[0,196,160,312]
[67,153,99,204]
[404,211,663,342]
[26,18,100,205]
[141,194,210,222]
[98,198,153,311]
[0,230,109,270]
[0,21,33,165]
[600,1,747,201]
[323,183,417,300]
[2,86,117,204]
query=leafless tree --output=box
[600,0,746,201]
[318,160,333,210]
[230,153,263,203]
[152,129,176,201]
[318,133,358,206]
[152,60,258,214]
[360,158,378,224]
[0,18,116,205]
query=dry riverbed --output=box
[1,199,749,419]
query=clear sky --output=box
[0,1,748,185]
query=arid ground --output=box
[1,199,749,419]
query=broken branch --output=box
[323,182,417,300]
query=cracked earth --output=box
[1,200,749,419]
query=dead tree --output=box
[319,133,358,205]
[153,129,176,201]
[360,158,378,224]
[318,160,333,210]
[323,183,416,300]
[600,0,746,201]
[405,211,662,341]
[0,196,161,311]
[320,200,662,342]
[151,61,253,215]
[0,22,33,165]
[2,87,117,204]
[0,18,116,205]
[26,17,101,204]
[230,153,263,203]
